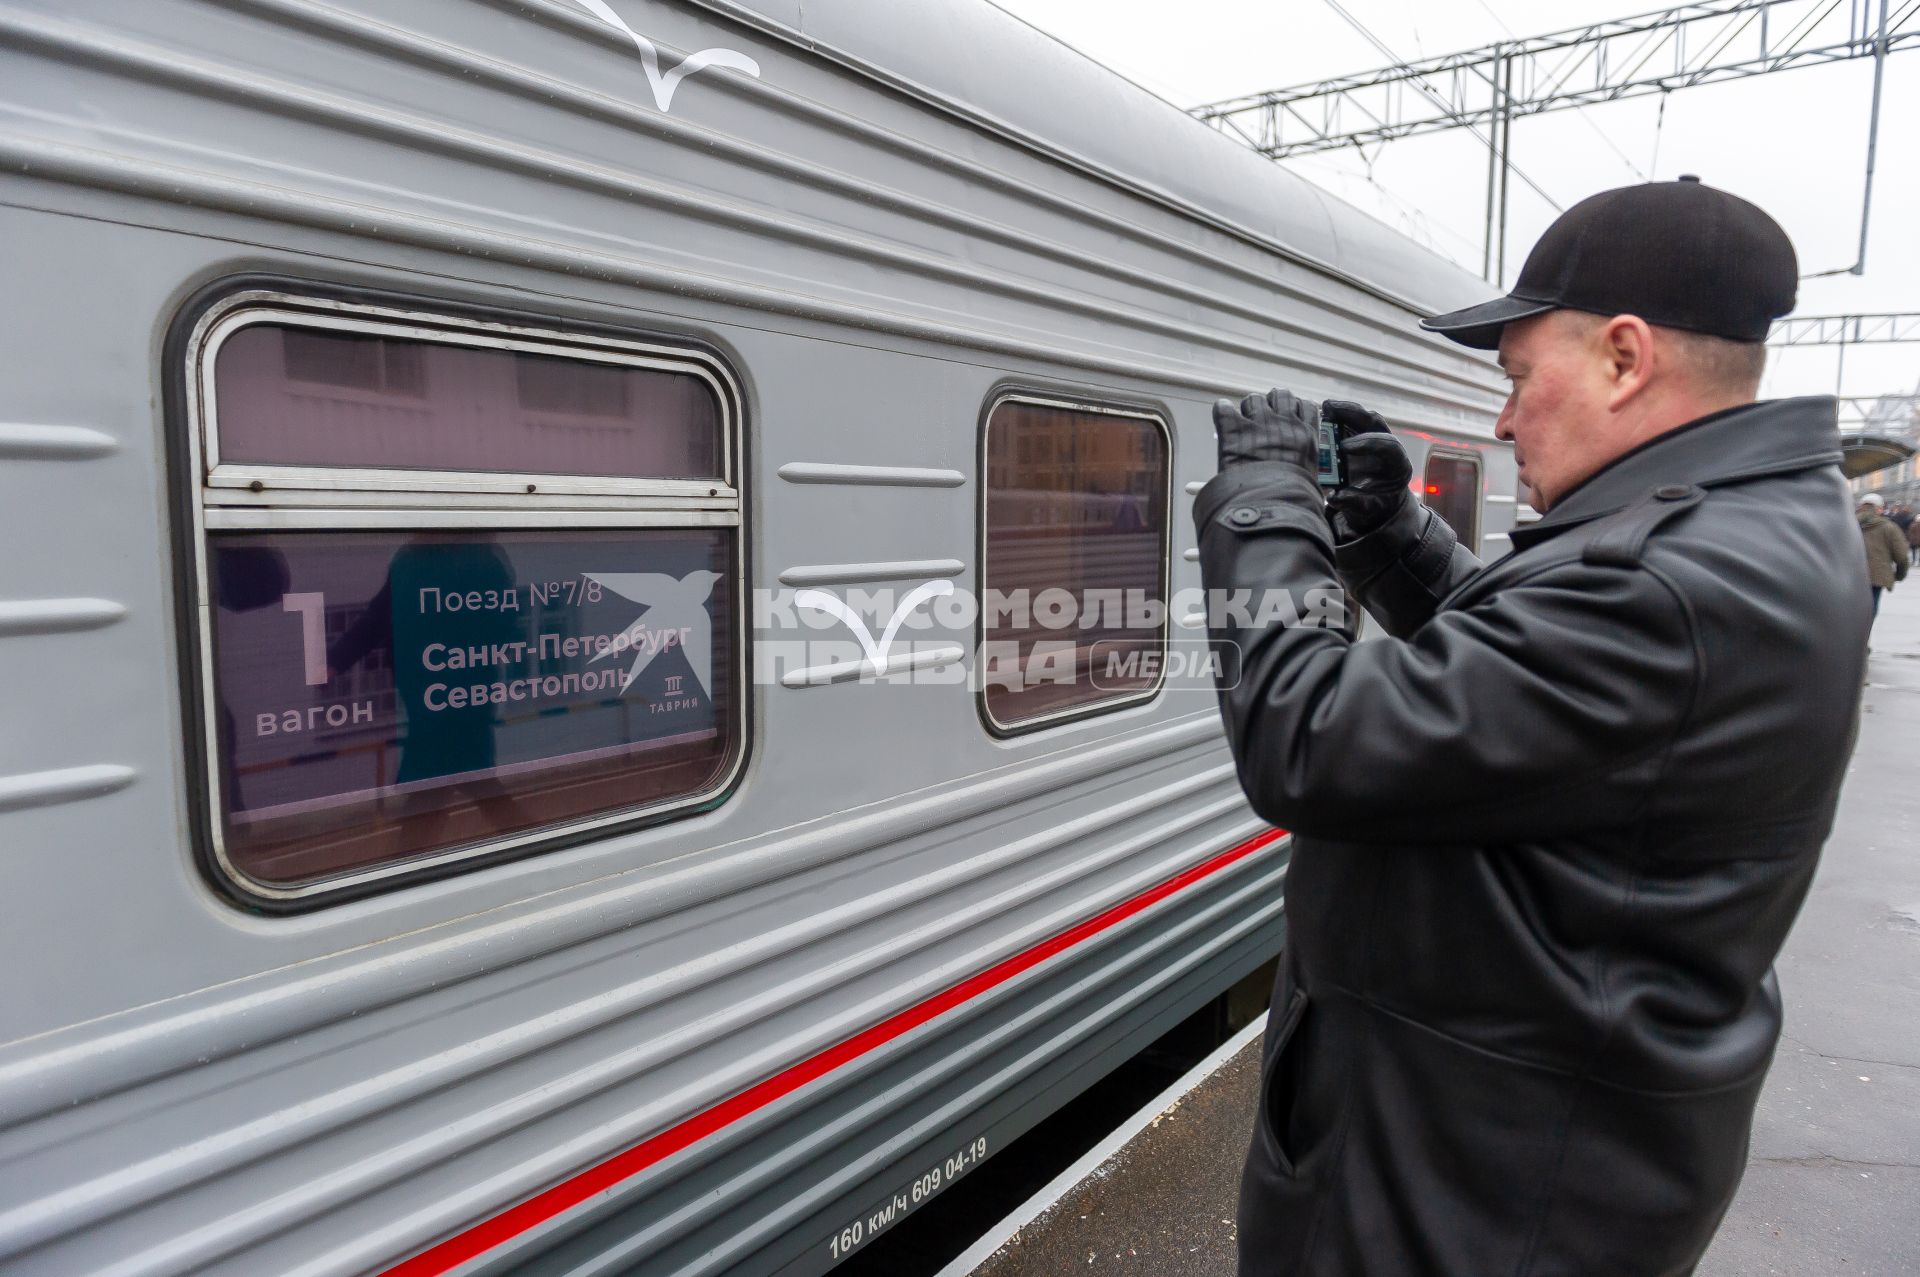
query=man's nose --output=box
[1494,401,1517,442]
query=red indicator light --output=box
[1425,484,1441,494]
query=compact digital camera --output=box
[1315,407,1344,489]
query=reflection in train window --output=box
[1423,450,1482,553]
[207,529,735,889]
[187,296,743,903]
[213,322,722,479]
[981,396,1170,733]
[281,328,427,396]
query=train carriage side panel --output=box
[0,1,1506,1273]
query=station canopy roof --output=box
[1841,433,1918,480]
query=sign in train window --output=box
[981,396,1171,733]
[183,294,743,903]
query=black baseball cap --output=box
[1421,177,1798,349]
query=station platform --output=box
[1698,582,1920,1276]
[937,1015,1265,1276]
[943,585,1920,1277]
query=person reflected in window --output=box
[329,535,532,847]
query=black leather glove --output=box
[1321,400,1411,542]
[1212,388,1319,473]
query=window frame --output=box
[198,300,736,508]
[976,389,1174,738]
[1421,446,1483,555]
[176,287,748,908]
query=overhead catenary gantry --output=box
[1192,0,1919,282]
[1769,313,1920,394]
[1840,392,1920,422]
[1770,312,1920,347]
[1191,0,1917,158]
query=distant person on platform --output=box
[1889,502,1920,566]
[1858,492,1908,616]
[1909,509,1920,566]
[1197,177,1866,1276]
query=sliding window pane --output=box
[983,400,1169,730]
[213,323,722,479]
[1423,452,1482,552]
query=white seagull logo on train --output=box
[587,569,722,696]
[567,0,762,112]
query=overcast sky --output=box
[987,0,1919,412]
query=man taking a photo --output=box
[1198,178,1867,1276]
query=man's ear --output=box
[1602,315,1655,411]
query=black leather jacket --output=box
[1195,398,1866,1277]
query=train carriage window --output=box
[213,324,721,479]
[981,396,1171,733]
[1422,450,1482,554]
[184,295,743,904]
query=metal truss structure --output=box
[1770,316,1920,399]
[1770,312,1920,346]
[1849,391,1920,415]
[1838,391,1920,433]
[1192,0,1916,283]
[1192,0,1919,159]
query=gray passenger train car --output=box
[0,2,1512,1273]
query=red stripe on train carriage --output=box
[377,827,1289,1277]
